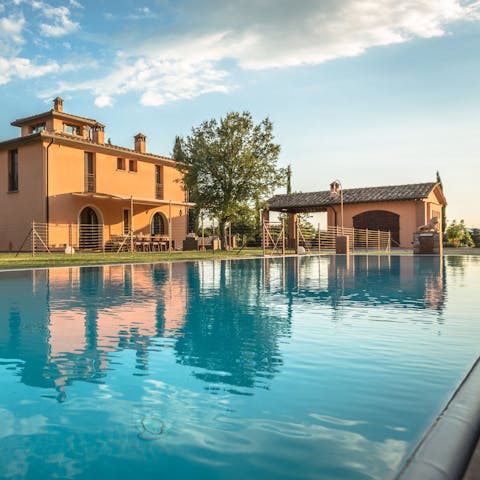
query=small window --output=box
[63,123,81,135]
[31,123,45,134]
[8,149,18,192]
[117,158,125,170]
[128,159,137,172]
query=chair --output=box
[141,235,151,252]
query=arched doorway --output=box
[151,212,167,236]
[353,210,400,246]
[79,206,102,250]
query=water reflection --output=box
[0,255,446,401]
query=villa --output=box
[0,97,192,252]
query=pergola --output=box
[265,182,446,248]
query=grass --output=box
[0,247,478,271]
[0,249,267,270]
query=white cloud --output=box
[38,0,480,106]
[69,0,83,8]
[32,2,79,37]
[94,94,113,108]
[46,54,233,107]
[0,56,60,84]
[137,0,474,70]
[0,15,26,45]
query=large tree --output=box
[174,112,286,249]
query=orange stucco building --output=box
[0,97,192,251]
[267,182,447,248]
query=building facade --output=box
[266,182,447,248]
[0,97,192,251]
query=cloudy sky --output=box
[1,0,479,225]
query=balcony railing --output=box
[155,183,164,200]
[85,173,95,192]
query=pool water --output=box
[0,255,479,479]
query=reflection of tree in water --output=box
[446,255,467,278]
[175,260,292,391]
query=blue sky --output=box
[1,0,479,225]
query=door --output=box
[353,210,400,246]
[79,207,102,250]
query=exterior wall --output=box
[44,142,187,248]
[327,200,427,248]
[0,141,45,251]
[48,144,185,202]
[1,139,187,251]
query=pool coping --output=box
[395,356,480,480]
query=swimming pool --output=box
[0,255,479,479]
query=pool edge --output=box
[395,356,480,480]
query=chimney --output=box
[134,133,146,153]
[53,97,63,112]
[92,124,105,144]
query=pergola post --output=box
[130,196,134,253]
[287,213,297,249]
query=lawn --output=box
[0,247,478,271]
[0,249,267,270]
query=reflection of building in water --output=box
[0,256,446,402]
[261,255,446,313]
[328,255,446,312]
[0,263,188,401]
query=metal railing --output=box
[155,183,164,200]
[12,222,174,255]
[262,221,391,254]
[84,173,95,192]
[8,221,389,256]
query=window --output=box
[155,165,163,199]
[123,209,130,234]
[151,212,166,235]
[117,158,125,170]
[63,123,81,135]
[30,123,45,134]
[84,152,95,192]
[8,149,18,192]
[128,159,137,172]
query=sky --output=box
[0,0,479,226]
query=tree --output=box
[174,112,286,249]
[286,164,292,194]
[174,135,198,233]
[445,219,473,247]
[470,228,480,248]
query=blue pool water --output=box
[0,255,479,480]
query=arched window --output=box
[79,206,98,225]
[151,212,167,235]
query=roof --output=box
[11,110,104,128]
[0,130,175,166]
[267,182,442,212]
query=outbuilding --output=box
[266,181,446,248]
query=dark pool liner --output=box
[395,356,480,480]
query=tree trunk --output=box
[219,220,230,250]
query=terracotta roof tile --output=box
[267,182,438,212]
